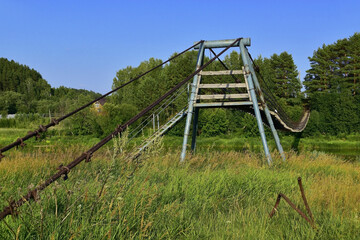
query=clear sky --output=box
[1,0,359,94]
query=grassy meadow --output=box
[0,129,359,239]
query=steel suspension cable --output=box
[209,48,296,128]
[128,85,188,141]
[208,48,286,118]
[246,51,292,113]
[246,50,303,125]
[0,41,203,158]
[0,38,240,221]
[208,47,307,130]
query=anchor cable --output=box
[0,41,203,156]
[0,38,240,221]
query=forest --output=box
[0,58,100,115]
[0,33,359,137]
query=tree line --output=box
[1,33,359,137]
[303,33,360,135]
[0,58,100,116]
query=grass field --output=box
[0,132,359,239]
[1,128,359,158]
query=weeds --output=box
[0,140,359,239]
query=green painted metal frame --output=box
[180,38,285,165]
[241,46,285,161]
[180,42,205,162]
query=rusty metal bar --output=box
[298,177,314,223]
[269,193,314,227]
[281,193,313,225]
[269,194,282,218]
[269,177,316,228]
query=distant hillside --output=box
[0,58,101,114]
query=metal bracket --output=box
[51,118,59,125]
[39,125,47,133]
[85,152,92,163]
[17,138,26,148]
[57,164,70,181]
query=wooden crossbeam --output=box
[196,93,249,100]
[194,101,253,108]
[199,70,243,76]
[198,83,246,88]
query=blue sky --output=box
[1,0,359,94]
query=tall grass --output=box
[0,139,359,239]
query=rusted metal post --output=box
[298,177,314,223]
[269,193,314,227]
[269,194,282,218]
[269,177,316,228]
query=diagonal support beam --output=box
[239,41,272,165]
[242,47,285,161]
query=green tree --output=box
[304,33,360,97]
[256,52,301,100]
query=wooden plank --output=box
[194,101,253,108]
[197,93,249,100]
[199,70,243,76]
[243,66,252,101]
[199,83,246,88]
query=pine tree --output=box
[304,33,360,97]
[255,52,301,102]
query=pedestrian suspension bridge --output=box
[0,38,310,220]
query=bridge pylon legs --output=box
[180,38,285,165]
[191,107,200,152]
[241,46,286,161]
[180,42,205,162]
[239,41,272,165]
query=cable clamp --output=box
[51,118,59,125]
[85,152,92,163]
[17,138,26,148]
[35,130,41,140]
[8,200,19,217]
[116,125,123,133]
[30,189,39,202]
[29,130,41,140]
[57,164,70,180]
[39,125,47,133]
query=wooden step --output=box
[196,93,249,100]
[199,70,243,76]
[194,101,253,108]
[198,83,246,89]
